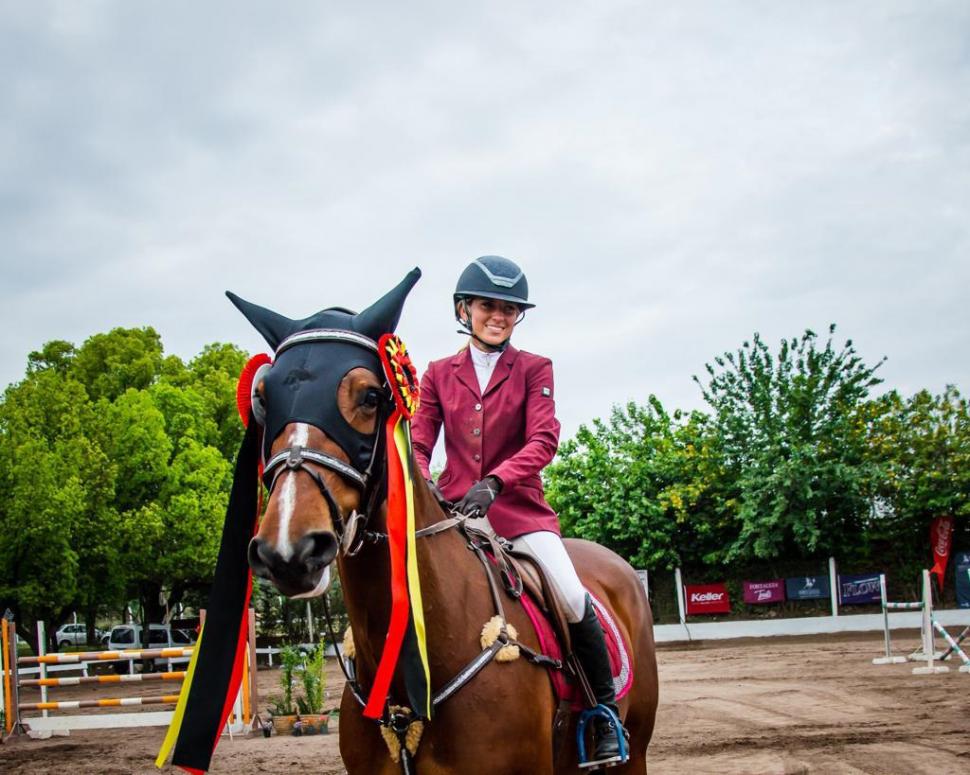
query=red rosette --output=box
[378,333,420,420]
[236,353,272,427]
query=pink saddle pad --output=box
[518,592,633,710]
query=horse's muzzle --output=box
[248,530,338,597]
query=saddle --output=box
[462,516,575,655]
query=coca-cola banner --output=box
[684,583,731,615]
[742,579,785,604]
[785,575,830,600]
[930,515,954,590]
[839,573,882,605]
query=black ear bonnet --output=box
[227,268,421,470]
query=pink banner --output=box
[685,583,731,615]
[743,579,785,604]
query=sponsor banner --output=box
[636,570,649,597]
[785,575,830,600]
[743,579,785,604]
[839,573,882,605]
[930,515,955,589]
[956,565,970,609]
[684,583,731,615]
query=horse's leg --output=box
[338,687,404,775]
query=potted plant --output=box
[268,644,330,735]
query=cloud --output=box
[1,1,968,440]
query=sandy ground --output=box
[2,630,968,774]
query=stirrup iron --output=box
[576,704,629,770]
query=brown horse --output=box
[233,271,659,773]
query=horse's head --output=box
[228,269,421,598]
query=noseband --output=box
[260,328,392,554]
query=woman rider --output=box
[410,255,626,767]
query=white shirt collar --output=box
[469,346,502,392]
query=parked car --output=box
[107,624,196,672]
[55,623,104,649]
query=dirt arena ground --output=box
[2,631,968,774]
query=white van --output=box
[107,624,195,672]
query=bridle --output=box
[259,328,393,556]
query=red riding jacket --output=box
[411,344,562,539]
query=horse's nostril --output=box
[295,531,338,571]
[248,538,275,578]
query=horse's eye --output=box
[361,388,382,409]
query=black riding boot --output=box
[569,596,626,767]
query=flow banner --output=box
[785,575,830,600]
[684,583,731,615]
[743,579,785,604]
[956,564,970,609]
[930,515,955,590]
[839,573,881,605]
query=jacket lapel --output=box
[451,348,481,398]
[483,345,518,397]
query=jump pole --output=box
[938,624,970,664]
[912,570,949,675]
[932,620,970,674]
[872,574,910,665]
[2,618,13,734]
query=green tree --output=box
[72,327,164,402]
[546,398,734,570]
[0,328,249,648]
[0,371,121,649]
[867,387,970,574]
[695,325,884,561]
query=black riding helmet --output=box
[454,256,534,351]
[453,255,535,311]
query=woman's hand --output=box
[456,476,503,517]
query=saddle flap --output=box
[506,545,573,655]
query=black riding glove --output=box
[457,476,503,518]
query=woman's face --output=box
[461,297,521,349]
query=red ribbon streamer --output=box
[363,411,411,718]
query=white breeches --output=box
[512,530,588,623]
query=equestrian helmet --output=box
[453,255,535,311]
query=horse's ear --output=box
[226,291,295,350]
[353,267,422,339]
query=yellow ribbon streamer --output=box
[394,416,431,717]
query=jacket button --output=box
[472,428,481,436]
[473,453,481,461]
[474,403,482,411]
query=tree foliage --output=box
[546,398,735,570]
[693,325,884,561]
[0,328,246,648]
[550,324,966,582]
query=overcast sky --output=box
[2,1,968,442]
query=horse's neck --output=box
[337,461,476,678]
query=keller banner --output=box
[785,575,830,601]
[684,583,731,615]
[839,573,882,605]
[743,579,785,604]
